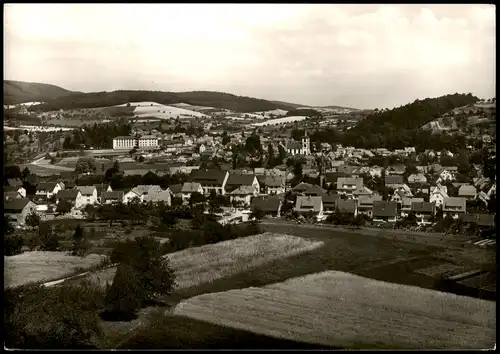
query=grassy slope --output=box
[118,222,496,349]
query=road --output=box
[31,156,74,171]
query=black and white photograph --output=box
[3,3,496,349]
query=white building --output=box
[137,135,159,150]
[113,136,136,150]
[286,133,311,156]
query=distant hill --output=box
[4,80,78,105]
[285,108,322,117]
[343,93,479,148]
[21,87,300,113]
[270,100,308,109]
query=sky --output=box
[4,4,496,109]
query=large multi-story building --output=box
[113,135,159,150]
[113,136,136,150]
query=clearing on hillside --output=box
[81,232,323,290]
[4,251,108,288]
[115,102,209,119]
[174,271,496,349]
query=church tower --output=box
[301,130,310,155]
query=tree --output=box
[250,206,266,221]
[25,210,41,230]
[189,192,206,205]
[160,211,178,228]
[71,225,90,256]
[22,166,31,180]
[222,131,231,146]
[38,224,61,251]
[75,157,97,175]
[107,236,177,315]
[4,215,23,256]
[5,165,22,180]
[267,143,275,168]
[56,200,73,214]
[293,161,303,178]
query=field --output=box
[45,118,105,127]
[174,271,496,349]
[252,115,308,126]
[80,232,323,289]
[115,102,209,119]
[4,251,108,288]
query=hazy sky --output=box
[4,4,495,109]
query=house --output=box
[458,185,477,200]
[391,189,410,206]
[6,178,23,187]
[303,185,326,197]
[250,196,282,217]
[262,175,286,195]
[4,198,38,226]
[56,190,82,209]
[143,188,171,205]
[181,182,204,203]
[442,197,467,219]
[36,182,64,199]
[101,191,125,204]
[401,197,424,218]
[225,173,260,194]
[322,193,341,214]
[189,169,229,195]
[229,185,259,207]
[4,191,23,201]
[352,186,372,199]
[357,195,383,218]
[254,167,266,175]
[94,183,112,202]
[294,196,323,217]
[384,175,404,189]
[335,199,358,217]
[4,185,27,198]
[429,185,449,208]
[408,173,427,184]
[369,166,383,178]
[459,213,495,229]
[291,182,313,194]
[75,186,98,208]
[438,168,456,182]
[123,189,142,204]
[336,177,363,197]
[386,164,406,175]
[411,202,436,225]
[124,185,164,204]
[372,201,398,223]
[168,184,183,198]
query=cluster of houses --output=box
[4,157,496,230]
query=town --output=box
[4,3,496,351]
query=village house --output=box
[101,191,125,205]
[229,185,259,207]
[291,182,313,194]
[352,186,373,199]
[322,193,341,214]
[303,185,327,197]
[459,213,495,230]
[94,183,113,203]
[5,198,38,226]
[225,173,260,195]
[372,201,398,223]
[262,175,286,195]
[57,190,82,209]
[442,197,467,219]
[143,187,171,205]
[385,164,406,175]
[411,201,436,225]
[437,168,457,183]
[75,186,98,207]
[335,199,358,217]
[336,177,363,198]
[408,173,427,184]
[6,178,23,187]
[4,185,27,198]
[401,197,424,218]
[369,166,383,178]
[181,182,204,203]
[458,185,477,200]
[357,195,383,218]
[189,169,229,195]
[429,185,449,208]
[36,182,64,199]
[384,175,405,190]
[294,195,323,217]
[250,196,282,217]
[325,172,351,187]
[4,191,23,201]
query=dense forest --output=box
[4,80,77,105]
[62,120,132,149]
[26,90,297,113]
[285,108,322,117]
[342,93,478,149]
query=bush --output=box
[38,224,61,251]
[5,281,104,349]
[5,233,24,256]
